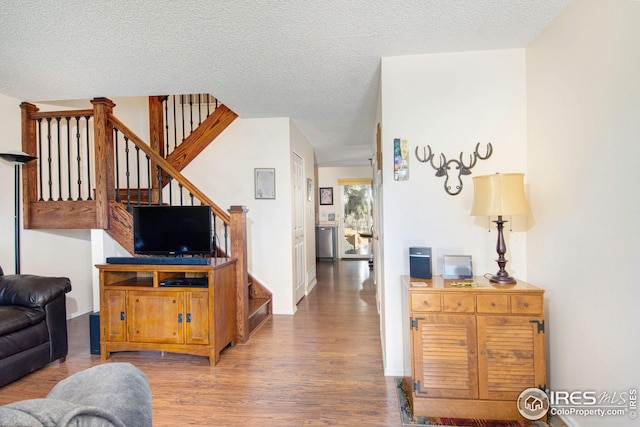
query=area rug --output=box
[395,378,566,427]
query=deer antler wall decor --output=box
[415,142,493,195]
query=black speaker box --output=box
[89,312,100,355]
[409,247,432,279]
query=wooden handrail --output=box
[28,109,94,119]
[107,113,231,224]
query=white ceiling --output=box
[0,0,569,167]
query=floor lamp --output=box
[0,152,38,274]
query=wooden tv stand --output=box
[96,259,237,366]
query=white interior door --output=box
[292,152,306,303]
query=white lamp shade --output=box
[470,173,530,217]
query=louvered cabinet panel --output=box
[477,315,546,400]
[413,314,478,399]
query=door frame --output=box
[338,180,373,260]
[292,152,306,304]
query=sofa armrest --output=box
[0,274,71,309]
[47,363,152,427]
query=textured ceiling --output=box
[0,0,569,166]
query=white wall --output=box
[380,49,528,375]
[185,117,302,314]
[0,93,94,317]
[527,1,640,426]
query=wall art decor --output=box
[255,168,276,199]
[393,138,409,181]
[319,187,333,205]
[307,178,313,201]
[415,142,493,195]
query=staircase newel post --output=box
[91,98,116,229]
[229,205,249,344]
[20,102,40,230]
[148,96,167,204]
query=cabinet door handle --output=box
[470,350,475,355]
[491,302,496,307]
[178,313,183,323]
[457,301,462,306]
[186,313,192,323]
[524,303,530,307]
[120,311,125,321]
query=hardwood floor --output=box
[0,260,401,426]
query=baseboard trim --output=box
[384,368,406,377]
[306,277,318,294]
[67,307,93,320]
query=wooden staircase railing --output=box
[148,95,238,175]
[20,96,270,343]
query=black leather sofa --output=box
[0,265,72,386]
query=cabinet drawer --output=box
[443,293,475,313]
[511,294,543,314]
[477,294,509,313]
[410,293,442,312]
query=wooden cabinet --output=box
[403,275,546,421]
[97,260,237,366]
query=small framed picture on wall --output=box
[255,168,275,199]
[319,187,333,205]
[307,178,313,202]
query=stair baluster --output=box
[45,117,53,201]
[178,182,184,205]
[188,94,194,134]
[75,116,82,200]
[164,96,170,154]
[156,165,163,205]
[65,117,72,201]
[134,145,142,207]
[114,129,121,204]
[172,95,177,151]
[223,222,229,258]
[84,115,92,201]
[36,118,44,201]
[145,155,152,206]
[55,117,62,201]
[124,136,131,211]
[180,96,186,143]
[212,215,218,258]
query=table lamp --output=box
[0,152,38,274]
[470,173,529,284]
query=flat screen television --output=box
[133,205,212,256]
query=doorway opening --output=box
[340,182,373,259]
